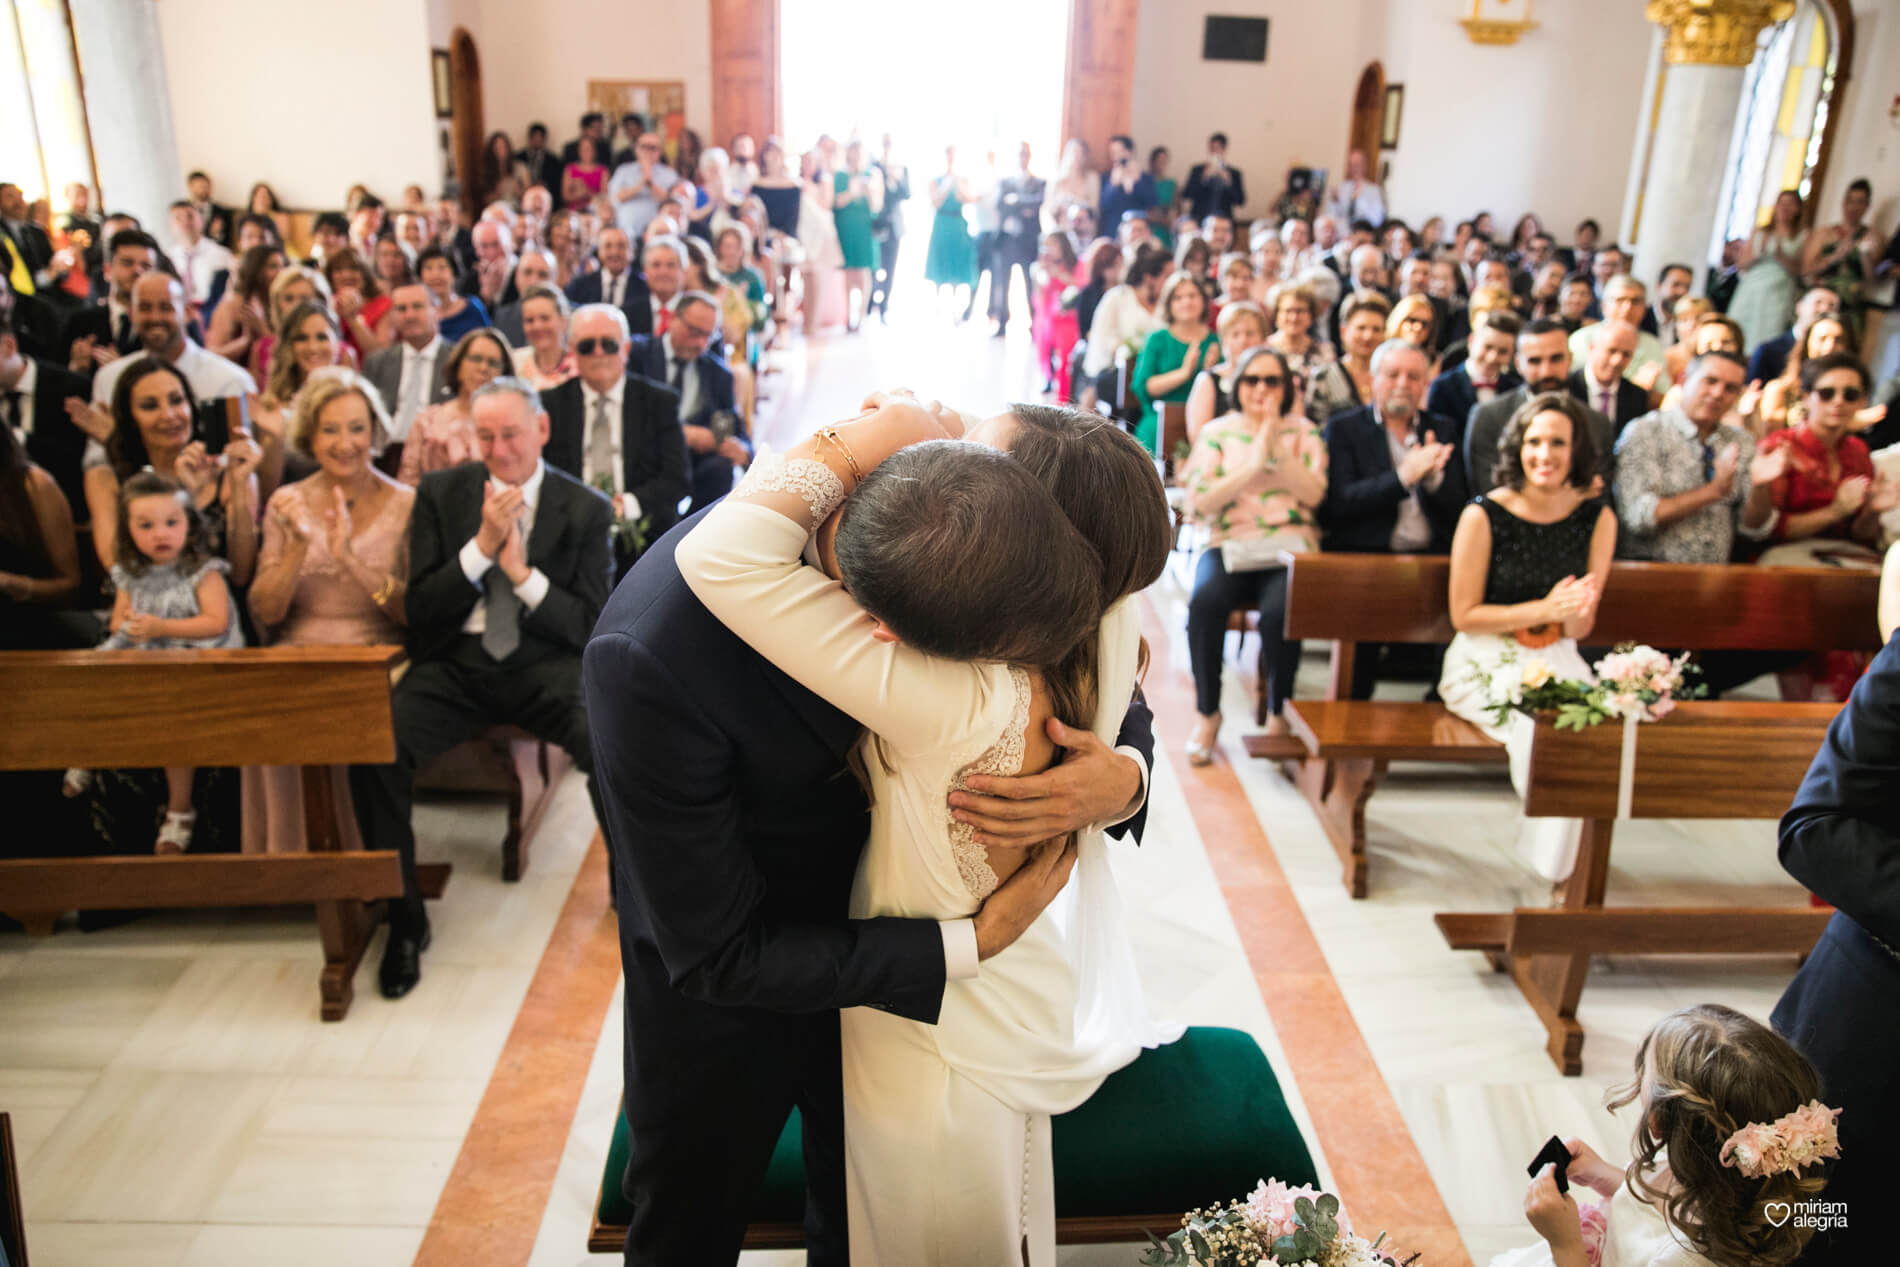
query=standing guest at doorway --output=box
[1324,150,1385,229]
[1147,146,1177,226]
[609,114,647,170]
[1043,139,1098,240]
[991,143,1045,338]
[520,123,564,195]
[869,134,909,323]
[562,112,608,167]
[727,133,760,197]
[1183,132,1246,222]
[610,131,681,244]
[964,150,1002,324]
[831,140,881,334]
[923,147,977,317]
[1098,135,1155,239]
[480,132,519,208]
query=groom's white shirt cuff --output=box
[941,920,979,980]
[1104,745,1150,830]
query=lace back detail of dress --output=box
[739,450,847,524]
[947,666,1032,902]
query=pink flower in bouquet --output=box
[1243,1178,1351,1243]
[1578,1201,1609,1267]
[1648,696,1677,719]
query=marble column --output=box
[66,0,182,235]
[1631,0,1794,293]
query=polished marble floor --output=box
[1,314,1814,1266]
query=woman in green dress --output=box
[924,145,976,316]
[832,139,882,332]
[1131,270,1219,454]
[1149,146,1177,248]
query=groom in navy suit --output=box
[585,395,1157,1266]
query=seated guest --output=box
[417,244,488,343]
[1656,315,1749,420]
[1757,314,1852,436]
[398,328,511,485]
[255,301,348,494]
[248,264,335,380]
[1180,346,1327,761]
[627,292,745,511]
[246,371,412,855]
[353,377,614,997]
[1554,271,1596,335]
[84,355,261,583]
[60,227,158,370]
[1570,274,1671,394]
[305,212,349,268]
[364,283,453,449]
[1439,394,1616,883]
[1756,353,1893,557]
[1439,283,1515,370]
[1,313,90,519]
[1185,299,1268,441]
[641,235,689,333]
[1567,319,1650,439]
[166,199,231,311]
[322,246,388,362]
[1306,290,1388,423]
[458,221,517,313]
[1466,318,1612,490]
[676,236,743,366]
[492,247,557,347]
[1320,339,1468,699]
[1265,281,1332,393]
[0,409,89,649]
[1661,295,1713,384]
[1070,237,1121,356]
[1526,261,1567,323]
[1386,293,1438,359]
[542,304,686,569]
[564,225,651,336]
[1427,309,1522,449]
[1082,247,1167,414]
[91,273,257,419]
[368,235,416,334]
[510,284,576,390]
[1747,286,1839,385]
[204,243,284,368]
[1215,252,1254,312]
[1131,270,1218,454]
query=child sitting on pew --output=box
[1495,1004,1838,1267]
[62,471,244,853]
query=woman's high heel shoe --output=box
[1185,739,1216,767]
[1186,715,1221,766]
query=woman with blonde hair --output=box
[1186,299,1269,441]
[1387,293,1439,358]
[510,284,576,390]
[1264,281,1331,388]
[1042,137,1098,235]
[246,369,413,854]
[1306,290,1390,422]
[250,264,335,380]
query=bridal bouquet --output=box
[1139,1179,1416,1267]
[1471,642,1703,731]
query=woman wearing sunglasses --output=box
[1755,352,1895,558]
[1178,345,1328,763]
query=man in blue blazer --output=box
[1772,632,1900,1265]
[1424,308,1521,452]
[585,396,1157,1266]
[564,226,652,337]
[627,292,748,511]
[1321,338,1468,698]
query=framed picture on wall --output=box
[432,49,453,119]
[1381,84,1404,150]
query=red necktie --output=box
[657,306,673,336]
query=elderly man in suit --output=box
[363,283,454,448]
[543,303,686,574]
[626,291,747,511]
[1426,309,1521,453]
[1772,628,1900,1266]
[565,227,652,337]
[1321,338,1468,699]
[352,376,614,999]
[1567,320,1651,439]
[1465,319,1614,491]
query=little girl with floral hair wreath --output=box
[1493,1003,1839,1267]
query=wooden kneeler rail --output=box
[0,647,408,1020]
[1434,702,1838,1074]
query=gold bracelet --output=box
[815,426,864,487]
[371,575,401,607]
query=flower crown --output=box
[1718,1100,1842,1179]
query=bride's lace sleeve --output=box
[676,470,1002,756]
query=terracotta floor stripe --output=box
[1137,595,1473,1267]
[413,832,620,1267]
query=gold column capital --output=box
[1645,0,1795,66]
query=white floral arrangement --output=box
[1139,1179,1416,1267]
[1470,643,1704,731]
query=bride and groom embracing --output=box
[585,393,1181,1265]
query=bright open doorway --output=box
[779,0,1072,321]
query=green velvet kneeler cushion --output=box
[596,1026,1318,1229]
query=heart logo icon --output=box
[1765,1202,1793,1228]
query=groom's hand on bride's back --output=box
[973,838,1078,960]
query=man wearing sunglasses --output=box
[627,292,748,511]
[542,303,688,575]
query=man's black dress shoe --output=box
[378,917,432,999]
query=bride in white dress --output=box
[677,395,1178,1265]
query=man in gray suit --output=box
[363,283,454,447]
[1465,317,1614,491]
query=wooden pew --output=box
[414,727,567,882]
[0,647,407,1020]
[1434,703,1837,1074]
[1261,554,1879,897]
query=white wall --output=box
[1373,0,1653,240]
[1129,0,1376,221]
[68,0,180,233]
[155,0,438,209]
[474,0,714,154]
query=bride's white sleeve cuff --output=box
[1100,744,1151,831]
[940,919,979,981]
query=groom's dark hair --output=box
[834,440,1102,666]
